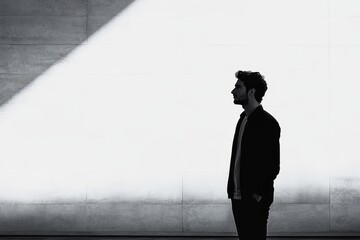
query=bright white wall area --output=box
[1,0,360,233]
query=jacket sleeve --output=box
[254,121,280,196]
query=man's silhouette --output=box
[227,70,280,240]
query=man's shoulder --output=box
[262,109,278,122]
[257,109,280,129]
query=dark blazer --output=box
[227,105,280,203]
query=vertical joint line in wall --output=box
[328,0,331,233]
[182,169,184,232]
[85,1,89,230]
[328,0,331,71]
[86,0,89,41]
[180,9,185,233]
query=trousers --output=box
[231,196,271,240]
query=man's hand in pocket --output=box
[252,193,262,202]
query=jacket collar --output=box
[240,105,263,120]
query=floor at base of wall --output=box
[0,237,360,240]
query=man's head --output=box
[231,70,267,105]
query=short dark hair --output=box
[235,70,267,103]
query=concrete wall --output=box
[0,0,360,236]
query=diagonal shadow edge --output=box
[0,0,136,108]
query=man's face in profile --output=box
[231,79,248,105]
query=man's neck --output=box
[242,102,260,117]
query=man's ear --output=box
[248,88,256,96]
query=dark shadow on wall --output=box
[0,0,135,107]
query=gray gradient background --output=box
[0,0,360,236]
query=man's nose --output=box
[231,89,235,94]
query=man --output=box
[227,70,280,240]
